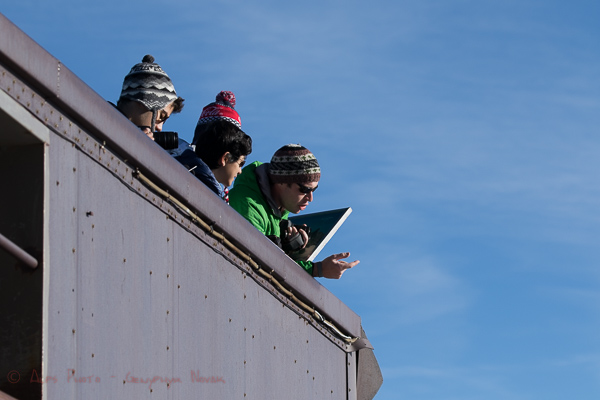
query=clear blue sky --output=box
[4,1,600,398]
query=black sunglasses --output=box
[297,183,318,194]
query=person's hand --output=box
[319,252,359,279]
[284,225,308,250]
[142,127,154,140]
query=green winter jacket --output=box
[229,161,314,275]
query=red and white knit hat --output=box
[196,91,241,128]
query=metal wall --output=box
[43,131,351,398]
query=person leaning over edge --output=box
[229,144,359,279]
[174,120,252,202]
[115,55,185,139]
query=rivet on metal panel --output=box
[244,360,246,365]
[72,248,76,253]
[72,329,75,334]
[307,370,309,374]
[252,335,254,339]
[123,258,126,263]
[294,360,297,363]
[205,295,207,299]
[274,346,276,350]
[229,318,232,323]
[150,271,153,275]
[167,346,170,351]
[167,274,170,278]
[166,310,170,315]
[167,237,170,242]
[177,285,180,289]
[73,167,76,172]
[56,181,60,186]
[73,207,76,212]
[91,353,94,358]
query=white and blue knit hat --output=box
[119,55,178,112]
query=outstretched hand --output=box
[319,252,360,279]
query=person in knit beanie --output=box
[191,90,241,145]
[116,55,185,140]
[229,144,359,280]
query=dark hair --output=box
[194,120,252,169]
[171,96,185,113]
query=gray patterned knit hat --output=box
[268,144,321,184]
[119,55,178,112]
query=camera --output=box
[280,220,311,253]
[154,131,179,150]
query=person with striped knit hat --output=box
[229,144,359,279]
[116,55,185,140]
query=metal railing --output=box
[0,232,38,269]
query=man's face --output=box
[273,181,319,214]
[126,101,175,140]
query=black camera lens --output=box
[154,131,179,150]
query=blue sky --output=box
[3,1,600,398]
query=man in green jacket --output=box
[229,144,359,279]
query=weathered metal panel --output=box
[44,135,82,400]
[41,131,352,398]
